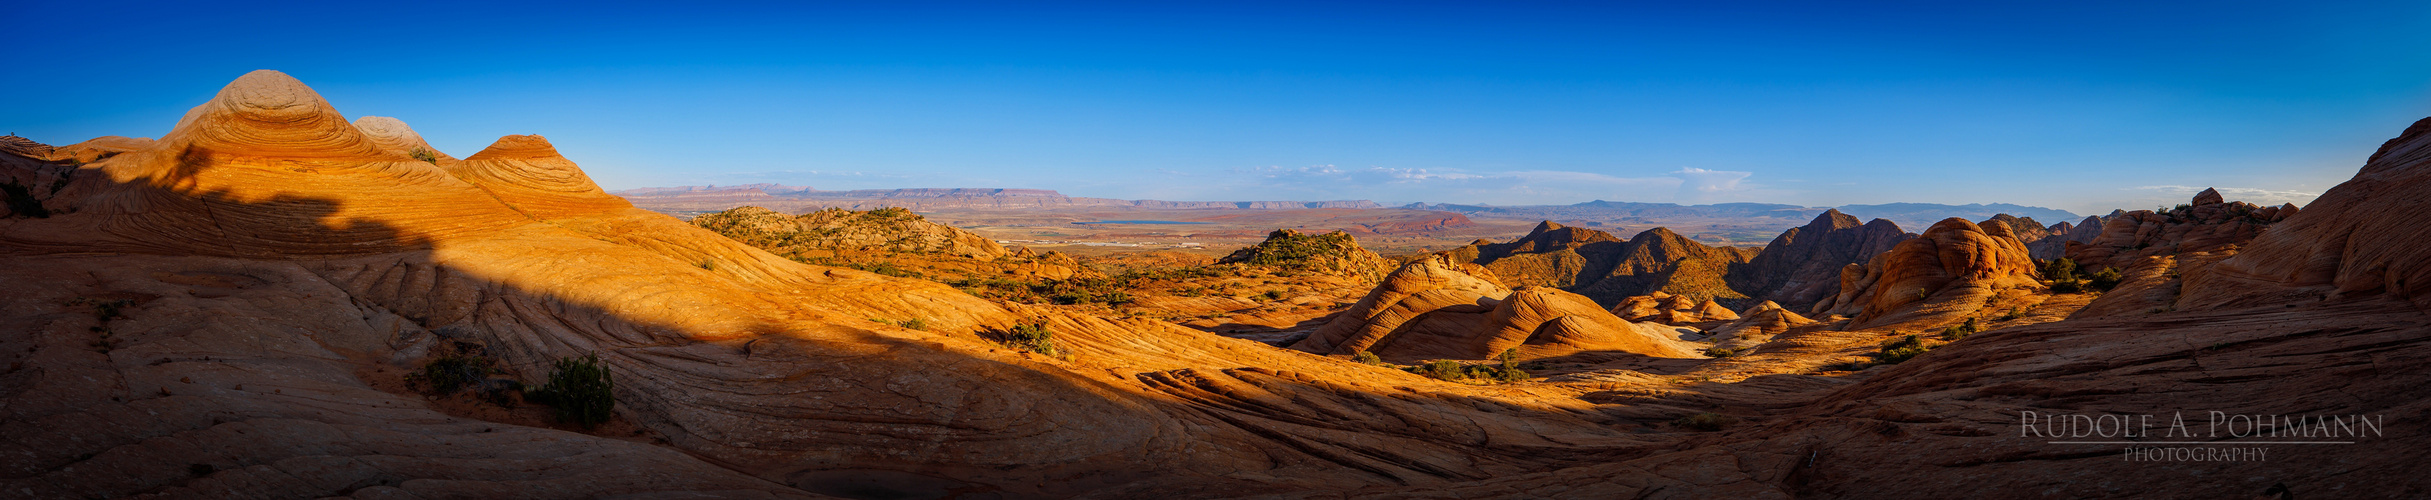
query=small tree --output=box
[1352,350,1384,365]
[1496,348,1519,367]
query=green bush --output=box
[408,148,439,165]
[1705,347,1740,358]
[1496,348,1519,367]
[1353,351,1384,365]
[988,323,1060,356]
[1674,412,1736,431]
[410,354,495,396]
[1875,334,1929,364]
[1407,360,1527,384]
[1995,308,2025,321]
[1939,317,1980,341]
[526,353,615,429]
[2088,267,2123,291]
[897,318,928,331]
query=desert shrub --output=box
[2039,257,2079,282]
[1408,360,1526,384]
[1259,289,1286,301]
[897,318,928,331]
[1939,317,1980,341]
[0,181,49,218]
[1996,308,2025,321]
[1875,334,1929,364]
[1353,350,1384,365]
[526,353,615,428]
[409,148,439,165]
[1471,364,1529,383]
[987,323,1060,356]
[1415,360,1465,381]
[850,262,919,278]
[1673,412,1736,431]
[1496,348,1519,367]
[2087,267,2123,291]
[409,351,495,396]
[1705,347,1741,358]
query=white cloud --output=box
[1669,167,1756,203]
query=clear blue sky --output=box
[8,1,2429,215]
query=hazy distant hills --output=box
[1405,200,2079,231]
[616,185,2080,228]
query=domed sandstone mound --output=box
[1609,291,1740,324]
[354,115,455,162]
[1292,254,1510,355]
[1813,217,2040,329]
[1703,300,1818,344]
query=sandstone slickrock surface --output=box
[1813,218,2042,329]
[1726,209,1913,310]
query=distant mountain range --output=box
[1401,200,2079,230]
[612,185,2081,230]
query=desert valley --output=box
[0,69,2425,499]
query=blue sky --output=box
[7,1,2429,214]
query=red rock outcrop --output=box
[2064,188,2297,272]
[1813,218,2041,329]
[1726,209,1913,310]
[2179,116,2431,313]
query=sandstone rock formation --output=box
[1290,254,1511,355]
[15,69,2428,499]
[2180,116,2431,313]
[2024,214,2105,259]
[2064,188,2297,272]
[1440,221,1752,305]
[1813,218,2042,329]
[1725,209,1913,310]
[1609,291,1740,325]
[1292,256,1701,362]
[1703,300,1818,345]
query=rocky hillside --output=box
[1725,209,1913,310]
[1439,221,1756,305]
[693,205,1011,259]
[1214,229,1396,283]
